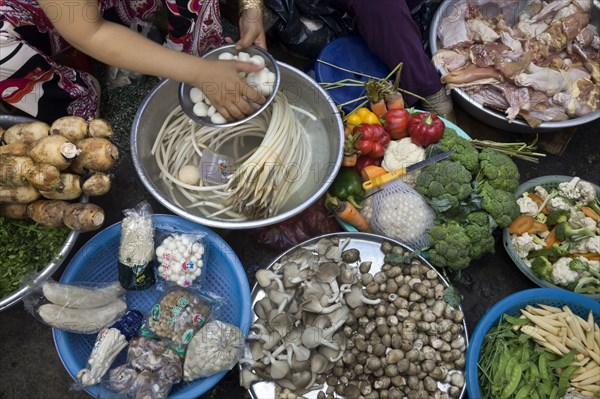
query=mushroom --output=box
[268,289,294,313]
[315,262,341,303]
[305,353,331,389]
[282,262,312,287]
[291,370,313,391]
[301,307,349,350]
[247,323,281,351]
[240,368,260,389]
[300,296,342,314]
[319,332,347,362]
[269,313,295,338]
[344,285,382,308]
[254,297,274,320]
[256,269,284,291]
[286,248,319,271]
[263,351,291,380]
[339,264,359,285]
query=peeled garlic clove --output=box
[207,105,216,117]
[238,52,250,62]
[189,87,205,104]
[210,112,227,124]
[249,55,265,67]
[193,102,209,117]
[218,52,234,60]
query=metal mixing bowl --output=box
[429,0,600,133]
[0,115,80,311]
[131,62,344,230]
[178,44,281,128]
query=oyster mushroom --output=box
[318,332,347,362]
[283,262,312,287]
[247,323,281,351]
[269,313,295,338]
[256,269,284,291]
[268,289,294,313]
[315,262,341,302]
[300,296,342,314]
[254,297,274,320]
[344,285,381,308]
[305,353,331,389]
[263,351,291,380]
[240,368,260,389]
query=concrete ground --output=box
[1,19,600,399]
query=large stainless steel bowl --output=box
[0,115,80,311]
[131,62,344,230]
[430,0,600,134]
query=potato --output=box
[88,118,114,139]
[39,173,81,200]
[50,116,88,141]
[29,135,79,170]
[26,199,70,227]
[81,172,112,196]
[2,121,49,144]
[25,163,63,191]
[0,203,28,219]
[0,155,34,186]
[63,203,105,232]
[0,184,41,203]
[0,143,30,157]
[70,138,118,174]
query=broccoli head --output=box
[463,211,496,260]
[528,243,570,263]
[569,258,600,279]
[555,222,595,242]
[427,222,472,270]
[416,160,473,215]
[531,256,553,281]
[478,148,520,193]
[479,184,520,228]
[438,128,480,175]
[546,210,569,226]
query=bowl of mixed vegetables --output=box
[466,288,600,399]
[503,175,600,299]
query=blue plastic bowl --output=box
[52,214,252,398]
[466,288,600,398]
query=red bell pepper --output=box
[353,124,390,158]
[354,155,383,174]
[408,112,445,146]
[382,108,411,140]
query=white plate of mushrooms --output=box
[239,232,469,399]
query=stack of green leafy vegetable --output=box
[0,215,70,298]
[479,314,580,399]
[415,128,520,271]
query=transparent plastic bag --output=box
[371,179,435,250]
[118,201,155,291]
[183,320,245,381]
[154,226,207,289]
[99,336,183,399]
[139,286,221,356]
[23,278,127,334]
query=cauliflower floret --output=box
[558,177,596,205]
[569,236,600,254]
[517,193,539,216]
[587,259,600,273]
[381,138,425,187]
[568,209,597,230]
[546,196,572,212]
[534,185,549,199]
[551,257,579,286]
[511,233,543,258]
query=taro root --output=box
[29,135,79,171]
[50,116,88,141]
[70,137,118,174]
[2,121,49,145]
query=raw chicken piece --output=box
[573,0,592,12]
[438,3,472,49]
[554,4,578,20]
[515,20,549,39]
[469,43,511,67]
[469,86,511,110]
[499,31,524,53]
[554,78,600,116]
[467,19,501,43]
[432,49,470,72]
[514,62,569,95]
[530,0,572,22]
[496,51,534,79]
[518,0,544,22]
[442,64,504,85]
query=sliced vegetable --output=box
[360,165,386,182]
[581,206,600,221]
[508,215,535,235]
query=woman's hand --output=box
[228,7,266,49]
[195,60,266,121]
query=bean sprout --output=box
[152,93,312,220]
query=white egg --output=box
[249,55,265,67]
[238,52,250,62]
[210,112,227,124]
[180,236,191,246]
[178,164,201,185]
[158,266,164,273]
[217,52,234,60]
[190,255,198,263]
[194,268,201,277]
[167,241,177,250]
[192,101,209,118]
[189,87,205,104]
[156,245,165,258]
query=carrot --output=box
[544,226,560,248]
[508,215,535,235]
[571,253,600,261]
[360,165,387,182]
[370,99,387,117]
[581,206,600,221]
[386,92,405,110]
[343,153,358,167]
[528,192,549,214]
[325,195,372,232]
[528,220,548,234]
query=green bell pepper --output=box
[329,167,366,209]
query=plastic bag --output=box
[264,0,354,58]
[75,310,144,388]
[100,336,183,399]
[23,278,127,334]
[183,320,245,381]
[139,286,220,356]
[154,226,207,288]
[118,201,155,291]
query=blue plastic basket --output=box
[52,214,252,398]
[466,288,600,398]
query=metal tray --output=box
[243,232,468,399]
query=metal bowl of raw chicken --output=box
[131,62,344,230]
[430,0,600,133]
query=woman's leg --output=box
[164,0,223,56]
[334,0,442,105]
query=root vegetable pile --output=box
[240,237,466,399]
[152,92,311,220]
